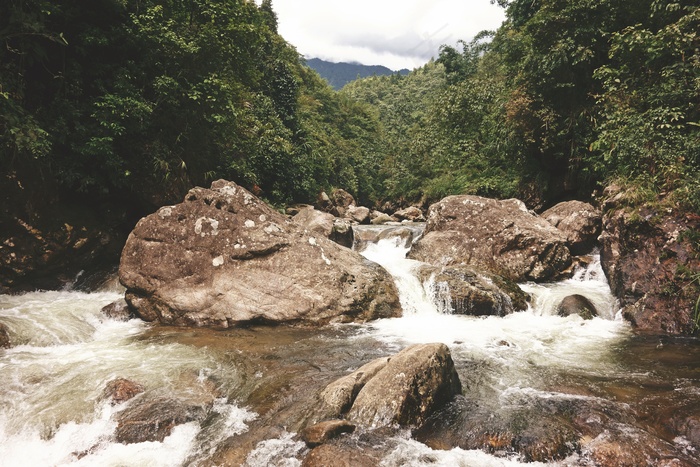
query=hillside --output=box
[306,58,409,90]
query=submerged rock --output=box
[119,180,400,328]
[115,398,208,444]
[0,322,10,348]
[557,294,597,320]
[541,200,601,255]
[315,344,462,430]
[100,299,133,321]
[409,195,571,282]
[102,378,144,405]
[301,420,356,448]
[417,265,529,316]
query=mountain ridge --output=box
[306,57,410,90]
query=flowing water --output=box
[1,227,699,466]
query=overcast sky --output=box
[264,0,507,71]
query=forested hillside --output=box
[345,0,699,210]
[0,0,382,214]
[3,0,697,214]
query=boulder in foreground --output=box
[119,180,401,328]
[317,343,462,429]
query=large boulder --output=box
[292,207,354,248]
[599,185,700,335]
[541,200,601,255]
[393,206,425,222]
[345,205,370,224]
[557,294,597,320]
[318,344,462,429]
[417,265,529,316]
[119,180,401,328]
[409,195,571,282]
[330,189,356,217]
[348,343,462,427]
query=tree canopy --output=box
[1,0,697,217]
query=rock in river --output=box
[409,195,571,282]
[317,343,462,429]
[119,180,401,328]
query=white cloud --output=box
[264,0,506,70]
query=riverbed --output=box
[1,230,698,466]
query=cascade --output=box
[0,226,697,465]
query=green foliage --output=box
[2,0,698,218]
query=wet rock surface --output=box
[100,299,133,321]
[102,378,145,405]
[417,264,529,316]
[302,428,400,467]
[409,195,571,282]
[599,184,700,334]
[119,180,401,328]
[557,294,598,319]
[301,419,356,447]
[541,200,601,255]
[353,225,423,252]
[345,343,462,428]
[114,398,209,444]
[0,322,10,348]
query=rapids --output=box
[0,226,699,466]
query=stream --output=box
[1,225,699,466]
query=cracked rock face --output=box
[408,195,571,282]
[119,180,401,328]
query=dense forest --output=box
[1,0,698,217]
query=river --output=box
[1,226,698,466]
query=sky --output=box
[263,0,507,71]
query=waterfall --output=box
[356,228,629,391]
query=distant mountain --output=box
[306,58,410,90]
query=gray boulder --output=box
[319,356,390,417]
[100,299,133,321]
[347,343,462,428]
[317,344,462,429]
[370,211,395,225]
[345,205,370,224]
[417,265,529,316]
[292,206,335,238]
[119,180,400,328]
[542,201,601,255]
[0,322,10,348]
[393,206,425,222]
[409,195,571,282]
[557,294,598,320]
